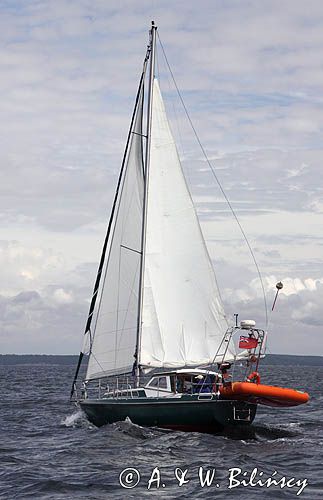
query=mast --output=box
[135,21,157,385]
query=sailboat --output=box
[70,22,309,432]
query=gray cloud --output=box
[0,289,85,354]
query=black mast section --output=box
[70,52,149,399]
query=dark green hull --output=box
[80,396,257,433]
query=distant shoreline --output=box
[0,354,322,366]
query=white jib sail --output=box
[140,79,235,369]
[85,86,144,380]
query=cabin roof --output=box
[149,368,219,377]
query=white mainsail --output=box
[139,80,235,369]
[85,86,144,380]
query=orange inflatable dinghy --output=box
[220,382,309,407]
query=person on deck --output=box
[219,362,232,385]
[194,374,215,393]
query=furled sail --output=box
[139,79,235,369]
[85,84,144,380]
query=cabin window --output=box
[148,376,167,389]
[158,377,167,389]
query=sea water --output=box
[0,363,322,499]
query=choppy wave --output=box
[0,363,322,499]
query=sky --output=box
[1,0,322,356]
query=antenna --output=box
[271,281,283,311]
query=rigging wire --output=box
[157,32,268,328]
[159,39,190,186]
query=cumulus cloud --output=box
[0,240,98,353]
[0,240,64,295]
[222,274,323,305]
[220,274,323,354]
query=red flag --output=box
[239,335,258,349]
